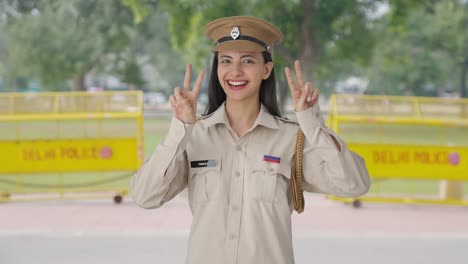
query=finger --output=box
[307,82,319,102]
[311,87,319,102]
[169,95,178,115]
[192,70,205,97]
[174,87,188,110]
[297,83,309,107]
[294,60,305,90]
[306,83,313,102]
[284,67,297,98]
[169,95,176,107]
[294,89,301,100]
[183,64,192,91]
[174,87,183,102]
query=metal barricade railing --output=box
[327,94,468,207]
[0,91,144,203]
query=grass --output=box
[0,117,467,198]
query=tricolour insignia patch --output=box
[263,155,280,164]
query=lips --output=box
[227,80,248,91]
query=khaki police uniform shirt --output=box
[131,103,370,264]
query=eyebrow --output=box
[219,54,258,60]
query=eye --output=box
[242,59,255,64]
[219,58,231,64]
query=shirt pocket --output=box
[248,160,291,203]
[188,157,221,204]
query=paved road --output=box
[1,231,467,264]
[1,193,468,264]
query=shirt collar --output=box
[202,102,230,128]
[255,104,280,130]
[203,102,280,130]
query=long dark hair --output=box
[203,51,281,117]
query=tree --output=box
[365,0,466,96]
[0,36,13,91]
[0,0,39,91]
[139,12,187,94]
[1,0,188,93]
[3,0,149,91]
[152,0,387,112]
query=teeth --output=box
[228,81,247,86]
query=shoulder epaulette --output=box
[273,115,298,125]
[197,112,215,121]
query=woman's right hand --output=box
[169,64,205,124]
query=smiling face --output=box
[217,51,273,103]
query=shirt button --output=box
[230,233,237,240]
[236,146,242,152]
[232,206,239,212]
[235,171,241,177]
[267,168,274,173]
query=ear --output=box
[262,62,274,80]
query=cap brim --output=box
[212,40,266,53]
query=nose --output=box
[230,62,243,76]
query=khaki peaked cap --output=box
[204,16,284,53]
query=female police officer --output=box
[131,16,370,264]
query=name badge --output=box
[190,160,217,168]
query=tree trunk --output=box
[71,74,86,91]
[276,45,295,66]
[275,0,321,114]
[462,1,468,98]
[298,0,319,81]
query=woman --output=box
[131,16,370,264]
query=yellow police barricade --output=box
[326,94,468,207]
[0,91,144,203]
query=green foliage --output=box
[158,0,385,98]
[2,0,152,90]
[366,0,466,96]
[136,11,187,92]
[1,0,466,97]
[121,0,154,24]
[121,60,145,88]
[0,0,189,92]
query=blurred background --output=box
[1,0,466,98]
[0,0,468,264]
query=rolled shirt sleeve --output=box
[131,117,194,208]
[295,105,370,197]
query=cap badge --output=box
[230,26,240,40]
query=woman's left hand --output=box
[284,60,319,112]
